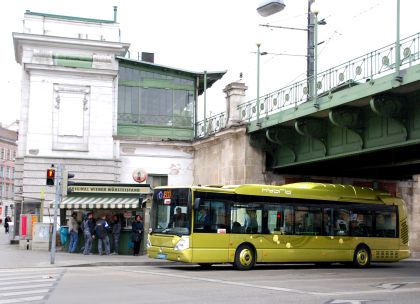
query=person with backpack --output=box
[82,212,95,255]
[4,216,11,234]
[95,214,111,255]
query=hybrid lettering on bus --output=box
[147,183,409,270]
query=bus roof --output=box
[234,183,391,201]
[186,182,392,202]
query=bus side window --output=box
[323,208,334,235]
[334,209,350,236]
[350,210,373,237]
[375,209,397,237]
[194,200,229,233]
[231,203,262,234]
[194,201,211,232]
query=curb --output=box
[62,261,177,267]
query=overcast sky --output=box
[1,0,419,126]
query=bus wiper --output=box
[162,228,183,237]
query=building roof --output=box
[24,10,116,24]
[117,57,226,96]
[0,126,18,145]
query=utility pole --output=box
[307,0,316,102]
[50,164,62,264]
[257,43,261,126]
[395,0,401,80]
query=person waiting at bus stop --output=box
[82,212,95,255]
[68,212,79,253]
[131,215,144,256]
[95,214,111,255]
[111,215,121,255]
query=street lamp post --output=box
[395,0,401,80]
[257,43,261,126]
[311,3,320,109]
[257,0,321,108]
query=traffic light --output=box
[62,170,76,196]
[46,168,55,186]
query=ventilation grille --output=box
[375,250,399,260]
[401,221,409,245]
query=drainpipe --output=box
[204,71,207,136]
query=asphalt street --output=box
[1,228,420,303]
[48,263,420,304]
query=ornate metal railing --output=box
[195,112,227,138]
[238,32,420,122]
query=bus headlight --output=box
[174,237,189,251]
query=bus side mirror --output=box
[194,198,201,210]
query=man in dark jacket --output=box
[111,215,121,255]
[132,215,144,256]
[95,214,111,255]
[82,212,95,255]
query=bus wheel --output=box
[234,244,255,270]
[353,245,371,268]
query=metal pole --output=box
[203,71,207,136]
[313,12,319,109]
[50,164,62,265]
[307,0,315,99]
[395,0,401,77]
[257,43,261,126]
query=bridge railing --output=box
[195,112,227,138]
[238,32,420,122]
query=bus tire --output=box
[353,245,371,268]
[234,244,255,270]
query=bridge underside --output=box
[249,65,420,180]
[270,143,420,180]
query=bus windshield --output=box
[151,188,191,236]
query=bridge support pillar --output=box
[224,82,248,127]
[398,177,420,257]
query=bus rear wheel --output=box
[353,245,371,268]
[234,244,255,270]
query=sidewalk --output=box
[0,226,419,269]
[0,226,174,269]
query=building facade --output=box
[0,125,18,224]
[12,9,224,249]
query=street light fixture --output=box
[257,0,286,17]
[257,0,322,109]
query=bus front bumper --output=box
[147,246,192,263]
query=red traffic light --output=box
[46,169,55,186]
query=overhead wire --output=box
[260,0,385,89]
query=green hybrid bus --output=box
[147,183,409,270]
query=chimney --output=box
[113,6,118,22]
[141,52,154,63]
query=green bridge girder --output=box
[248,64,420,179]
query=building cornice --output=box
[24,63,118,77]
[13,32,130,64]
